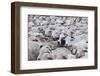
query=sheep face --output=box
[75,48,85,58]
[37,53,53,60]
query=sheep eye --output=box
[62,56,67,59]
[40,45,43,48]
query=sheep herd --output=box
[28,15,88,61]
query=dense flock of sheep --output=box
[28,15,88,61]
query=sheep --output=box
[37,41,59,60]
[67,41,87,59]
[28,40,43,60]
[37,46,75,60]
[29,35,38,41]
[37,45,52,60]
[37,53,53,60]
[51,47,75,59]
[65,36,72,46]
[52,29,60,40]
[45,28,52,37]
[58,31,67,47]
[28,15,88,60]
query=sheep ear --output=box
[40,45,43,48]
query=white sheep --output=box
[37,53,53,60]
[67,41,86,58]
[51,47,73,59]
[37,45,52,60]
[28,40,43,60]
[45,28,51,37]
[52,29,60,39]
